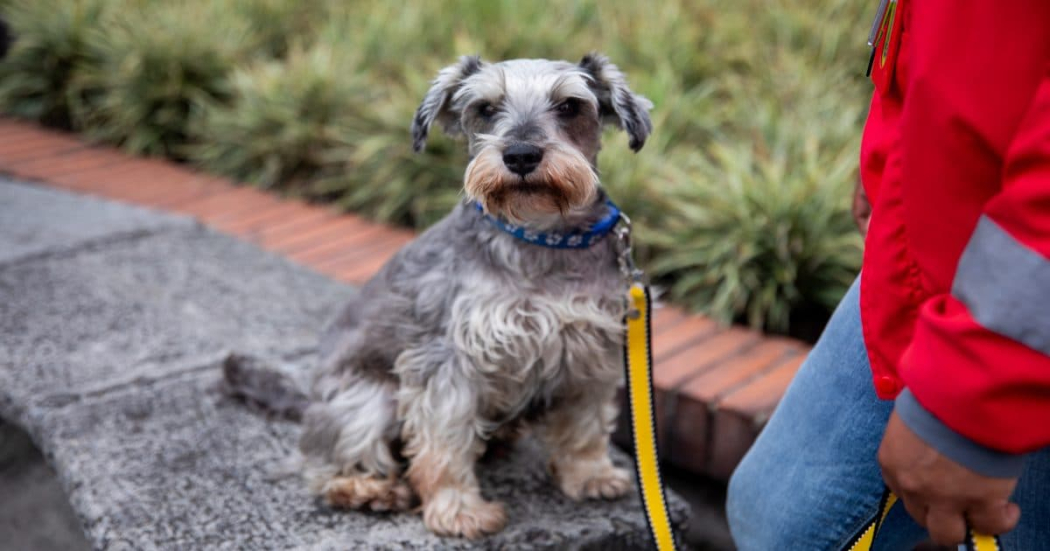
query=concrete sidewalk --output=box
[0,177,687,550]
[0,421,89,550]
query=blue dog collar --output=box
[474,200,622,249]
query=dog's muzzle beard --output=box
[465,142,599,224]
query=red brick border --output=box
[0,117,810,480]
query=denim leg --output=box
[999,449,1050,549]
[727,278,909,550]
[727,276,1050,550]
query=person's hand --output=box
[852,179,871,236]
[878,411,1021,545]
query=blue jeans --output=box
[726,278,1050,550]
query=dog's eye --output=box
[477,103,497,119]
[556,98,580,118]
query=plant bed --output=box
[0,0,868,339]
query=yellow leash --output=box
[616,212,678,551]
[844,487,1002,551]
[625,282,678,551]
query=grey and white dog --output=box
[228,53,652,539]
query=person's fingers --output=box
[892,490,930,528]
[881,467,927,527]
[926,507,968,546]
[967,501,1021,536]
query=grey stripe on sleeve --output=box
[953,215,1050,356]
[895,389,1027,478]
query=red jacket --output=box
[860,0,1050,456]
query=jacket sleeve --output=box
[895,1,1050,474]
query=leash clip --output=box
[615,212,647,320]
[615,211,645,285]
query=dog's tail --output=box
[222,353,310,421]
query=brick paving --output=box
[0,116,811,480]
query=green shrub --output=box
[74,1,254,157]
[189,43,368,190]
[227,0,326,59]
[309,70,467,228]
[649,111,864,332]
[0,0,107,129]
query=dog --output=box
[226,53,653,539]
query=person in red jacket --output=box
[726,1,1050,548]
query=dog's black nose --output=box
[502,143,544,176]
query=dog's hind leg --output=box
[300,375,413,512]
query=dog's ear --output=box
[578,53,654,152]
[411,55,484,152]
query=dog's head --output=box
[411,54,653,224]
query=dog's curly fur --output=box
[227,53,653,539]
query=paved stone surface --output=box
[0,178,688,550]
[0,178,191,265]
[0,422,89,551]
[0,219,350,424]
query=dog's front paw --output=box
[423,487,507,539]
[557,463,632,501]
